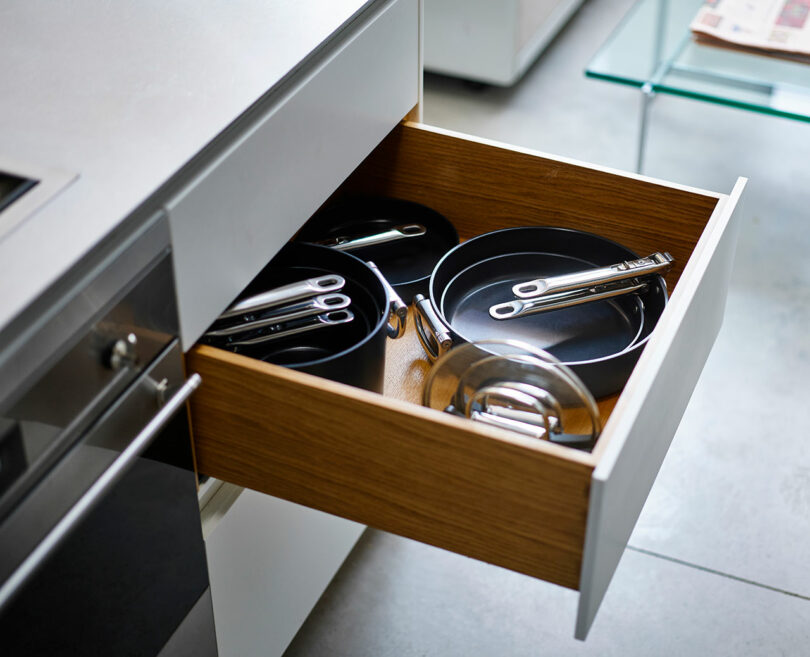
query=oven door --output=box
[0,342,217,657]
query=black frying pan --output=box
[418,227,668,398]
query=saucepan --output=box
[202,243,405,393]
[414,226,671,398]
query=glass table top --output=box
[586,0,810,122]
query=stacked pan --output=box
[202,197,461,392]
[203,198,673,448]
[202,243,405,393]
[413,226,672,399]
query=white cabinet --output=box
[204,489,363,657]
[424,0,585,85]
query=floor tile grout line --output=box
[626,545,810,602]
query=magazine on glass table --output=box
[690,0,810,64]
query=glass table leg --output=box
[637,83,655,174]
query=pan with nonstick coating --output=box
[415,226,668,398]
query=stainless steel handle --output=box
[490,280,649,319]
[512,252,673,299]
[367,261,407,339]
[413,294,453,362]
[218,275,346,320]
[469,409,549,440]
[489,381,564,426]
[484,405,560,433]
[467,384,555,437]
[473,406,594,448]
[0,374,202,614]
[205,294,351,338]
[319,224,426,251]
[500,365,602,445]
[228,310,354,347]
[467,382,598,449]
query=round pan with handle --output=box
[414,226,670,399]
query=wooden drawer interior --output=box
[186,122,722,591]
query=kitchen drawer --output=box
[186,122,745,638]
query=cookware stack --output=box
[203,197,673,451]
[202,242,406,393]
[413,227,672,399]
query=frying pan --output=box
[415,227,668,398]
[296,197,459,302]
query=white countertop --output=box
[0,0,373,332]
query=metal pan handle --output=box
[469,409,548,440]
[467,382,598,449]
[219,275,346,320]
[366,261,407,339]
[497,379,600,447]
[227,310,354,347]
[468,384,555,438]
[413,294,453,362]
[490,280,649,320]
[206,293,351,338]
[319,224,426,251]
[512,252,673,299]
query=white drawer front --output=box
[167,0,419,348]
[576,179,746,638]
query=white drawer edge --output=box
[575,177,748,639]
[593,177,748,478]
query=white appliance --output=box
[424,0,585,85]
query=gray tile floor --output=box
[285,0,810,653]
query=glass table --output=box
[586,0,810,172]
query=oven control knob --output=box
[107,333,140,371]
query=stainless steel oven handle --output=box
[0,374,202,614]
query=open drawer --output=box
[186,122,745,638]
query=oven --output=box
[0,214,217,656]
